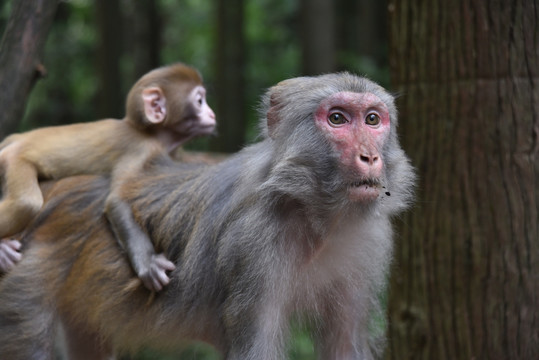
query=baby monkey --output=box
[0,63,216,291]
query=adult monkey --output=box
[0,63,216,291]
[0,73,415,359]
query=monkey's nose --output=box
[359,153,379,165]
[357,151,383,176]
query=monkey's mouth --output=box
[348,178,381,201]
[350,178,380,188]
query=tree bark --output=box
[95,0,123,119]
[211,0,246,153]
[0,0,58,138]
[386,0,538,359]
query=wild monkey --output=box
[0,63,216,291]
[0,73,415,359]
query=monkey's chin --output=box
[348,185,380,202]
[197,124,216,135]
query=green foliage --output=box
[160,0,216,80]
[288,324,316,360]
[0,1,12,24]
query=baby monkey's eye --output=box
[328,112,348,126]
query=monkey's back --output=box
[3,146,268,351]
[0,119,152,179]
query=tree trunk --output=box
[0,0,58,138]
[95,0,123,119]
[211,0,245,153]
[386,0,538,359]
[299,0,336,75]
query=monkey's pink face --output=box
[185,86,217,135]
[314,91,391,202]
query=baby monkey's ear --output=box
[142,87,167,124]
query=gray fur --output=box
[0,73,415,359]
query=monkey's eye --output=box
[196,95,204,106]
[365,113,381,126]
[328,112,348,126]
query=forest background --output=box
[1,0,389,152]
[0,0,537,359]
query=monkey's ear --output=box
[142,87,167,124]
[266,92,281,139]
[266,79,297,138]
